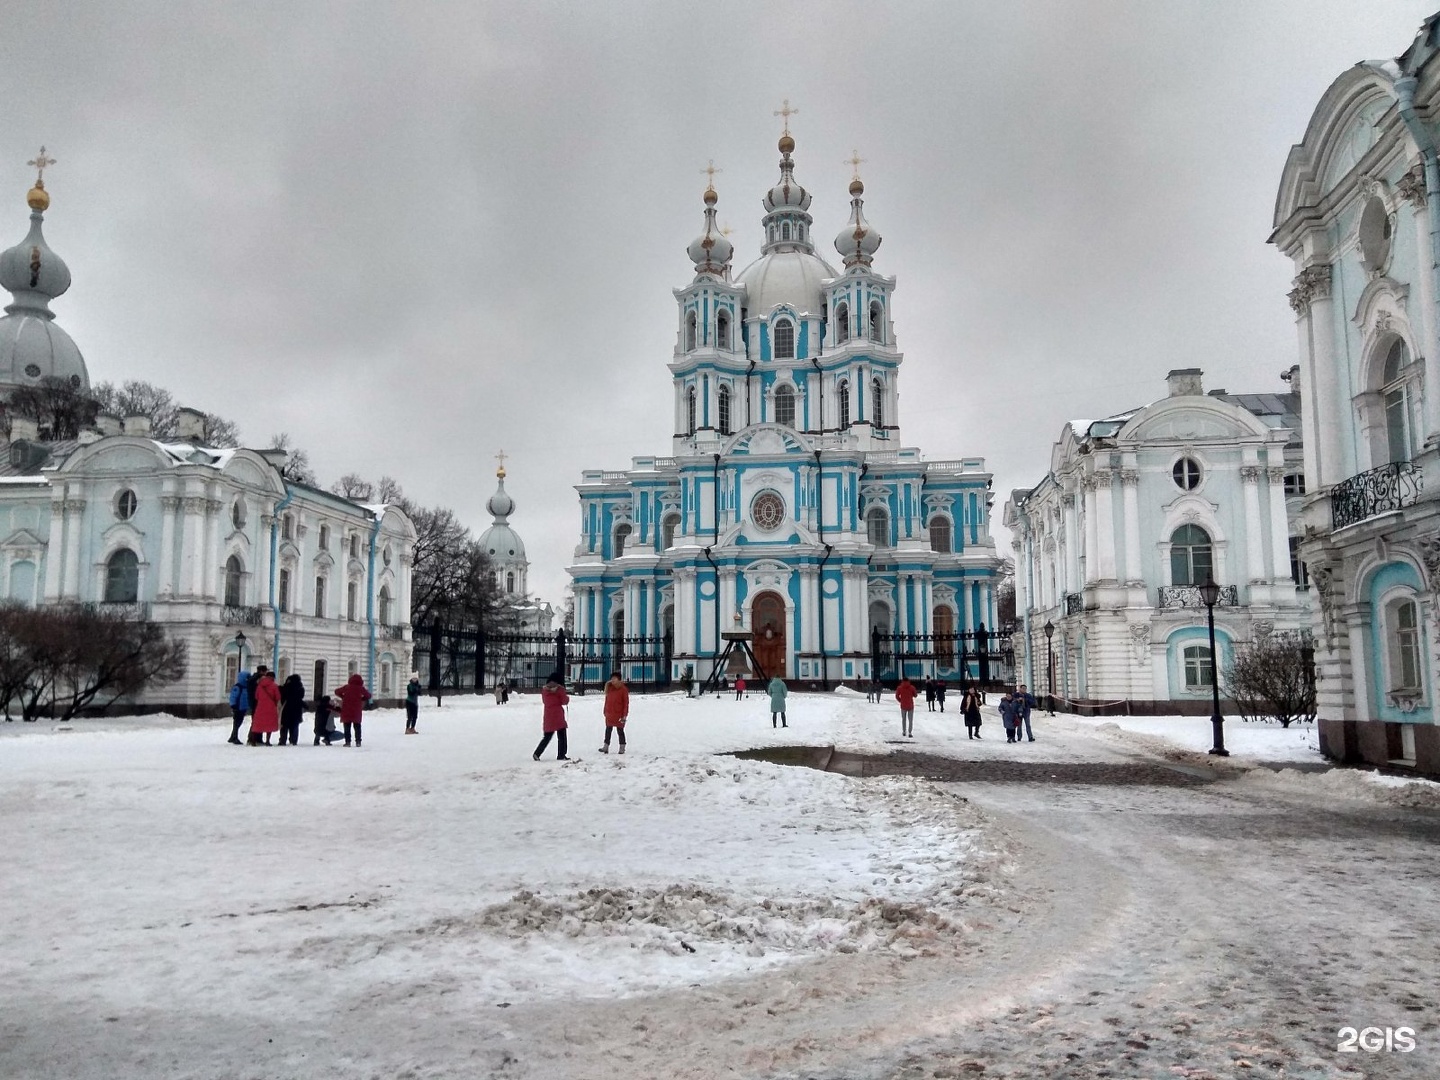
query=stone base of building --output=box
[1318,718,1440,778]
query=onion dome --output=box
[0,160,88,394]
[486,466,515,521]
[834,176,882,269]
[687,183,733,277]
[479,462,527,565]
[763,133,812,214]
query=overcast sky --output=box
[0,1,1432,604]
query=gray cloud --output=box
[0,1,1431,603]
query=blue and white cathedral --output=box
[568,125,1002,685]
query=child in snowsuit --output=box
[313,694,340,745]
[767,676,787,728]
[227,671,251,745]
[600,671,628,754]
[534,673,570,760]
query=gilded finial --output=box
[774,99,798,154]
[845,150,865,181]
[26,146,55,211]
[701,159,721,204]
[495,449,508,480]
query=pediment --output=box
[0,528,45,549]
[727,425,812,456]
[1122,403,1264,443]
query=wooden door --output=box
[752,591,786,679]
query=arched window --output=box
[104,548,139,603]
[781,221,791,241]
[774,384,796,427]
[346,579,359,620]
[614,523,631,558]
[314,575,326,617]
[1183,644,1213,690]
[687,387,697,435]
[868,600,891,635]
[717,310,731,350]
[379,586,392,625]
[225,555,243,606]
[929,516,952,554]
[662,513,680,550]
[1384,596,1422,691]
[838,379,851,427]
[834,303,850,345]
[718,385,732,436]
[773,319,795,359]
[866,506,889,547]
[1170,524,1213,586]
[933,606,955,666]
[685,311,697,351]
[872,378,884,428]
[506,571,516,593]
[1383,338,1414,464]
[869,300,884,343]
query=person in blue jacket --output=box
[405,673,421,733]
[227,670,251,745]
[1014,683,1039,742]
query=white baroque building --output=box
[0,172,416,714]
[1273,12,1440,774]
[1003,369,1312,711]
[568,126,1002,687]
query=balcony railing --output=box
[222,605,265,626]
[91,601,152,621]
[379,623,408,641]
[1330,460,1423,530]
[1064,592,1083,616]
[1158,585,1238,610]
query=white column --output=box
[1240,465,1266,584]
[1266,468,1292,582]
[1082,477,1098,585]
[897,572,910,636]
[184,497,206,597]
[1094,472,1116,581]
[1121,470,1142,584]
[63,499,85,599]
[157,496,179,597]
[256,515,273,608]
[43,495,65,601]
[799,570,816,653]
[646,580,657,638]
[204,499,222,599]
[1293,265,1344,485]
[1063,493,1079,593]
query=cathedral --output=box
[568,122,1002,686]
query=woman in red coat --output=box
[333,673,372,747]
[895,677,918,739]
[533,672,570,761]
[249,667,281,746]
[600,671,628,755]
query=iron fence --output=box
[870,624,1011,686]
[411,625,673,695]
[1330,460,1422,530]
[1158,584,1238,610]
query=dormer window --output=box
[717,310,731,350]
[686,311,698,351]
[773,319,795,360]
[869,300,884,343]
[835,303,850,345]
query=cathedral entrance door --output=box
[752,591,786,679]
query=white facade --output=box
[1004,369,1312,710]
[1272,13,1440,772]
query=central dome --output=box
[736,248,837,317]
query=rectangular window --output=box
[347,581,358,621]
[1395,600,1422,691]
[1183,644,1213,690]
[1283,473,1306,496]
[381,662,393,695]
[314,576,326,618]
[278,568,291,612]
[1288,537,1309,589]
[319,525,330,551]
[314,659,327,694]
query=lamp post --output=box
[1043,620,1055,715]
[234,630,247,675]
[1198,575,1228,756]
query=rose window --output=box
[751,491,786,532]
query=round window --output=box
[382,544,392,566]
[23,364,40,378]
[115,489,138,521]
[1172,458,1202,491]
[751,490,786,532]
[1357,196,1393,273]
[69,375,81,389]
[231,499,246,529]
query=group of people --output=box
[532,670,633,760]
[999,685,1040,743]
[882,676,1037,743]
[227,669,414,747]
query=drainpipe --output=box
[269,485,297,672]
[706,453,721,686]
[365,512,382,693]
[1394,74,1440,442]
[813,448,832,689]
[746,360,756,427]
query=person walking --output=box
[334,672,372,747]
[895,675,918,738]
[533,672,570,760]
[962,687,983,738]
[313,693,339,745]
[405,673,421,733]
[734,675,746,702]
[1015,683,1038,742]
[935,679,948,713]
[999,691,1019,743]
[600,671,628,754]
[924,677,936,713]
[249,666,280,746]
[767,675,788,728]
[278,673,306,746]
[868,676,883,704]
[227,669,252,745]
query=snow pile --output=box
[1071,713,1322,763]
[1244,765,1440,808]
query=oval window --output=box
[1172,458,1202,491]
[115,489,138,521]
[1357,196,1393,273]
[24,364,41,378]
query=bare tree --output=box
[266,432,317,486]
[6,378,99,440]
[90,379,241,447]
[1224,628,1316,728]
[330,473,376,501]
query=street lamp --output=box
[1197,575,1229,757]
[1043,620,1055,716]
[234,630,247,674]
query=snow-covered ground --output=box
[1068,711,1324,762]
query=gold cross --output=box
[845,150,865,180]
[495,449,508,477]
[773,99,799,135]
[27,146,55,185]
[701,159,722,188]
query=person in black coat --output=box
[312,693,338,745]
[279,674,306,746]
